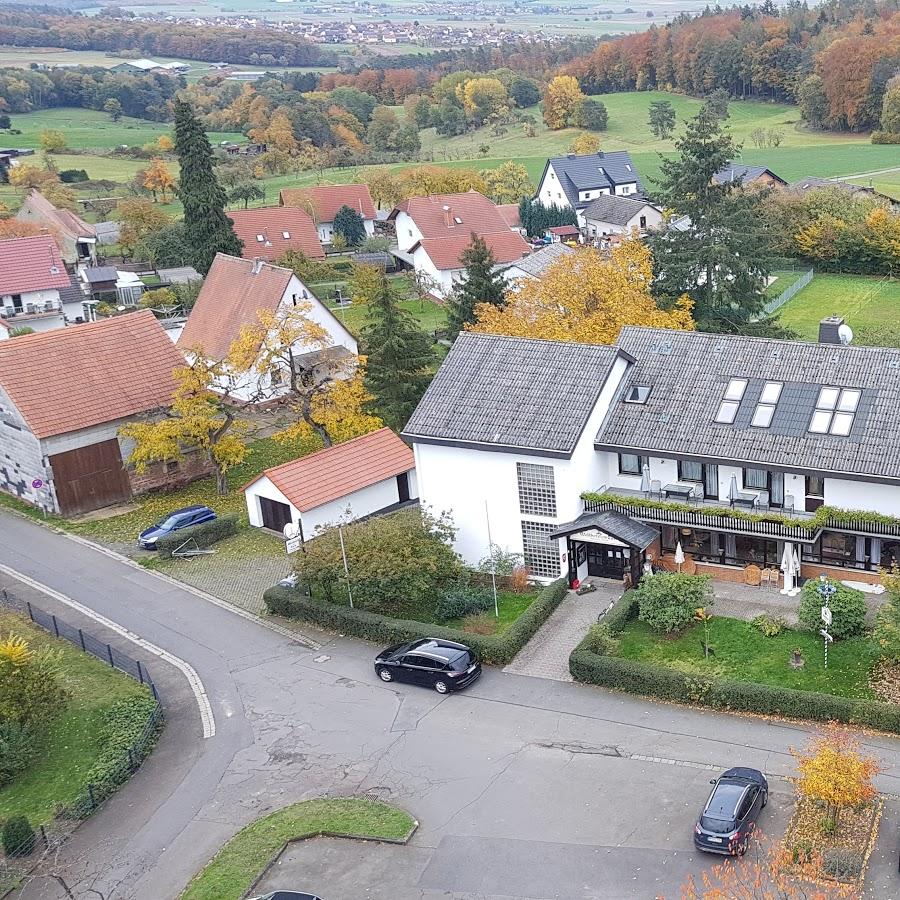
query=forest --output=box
[565,0,900,130]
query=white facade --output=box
[245,468,419,536]
[0,287,66,332]
[537,162,640,213]
[317,218,376,244]
[584,204,664,238]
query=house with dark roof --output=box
[582,195,663,239]
[403,317,900,587]
[243,427,417,536]
[15,190,97,265]
[501,242,574,286]
[228,206,325,262]
[0,311,209,516]
[388,191,531,297]
[713,163,786,189]
[279,184,377,244]
[788,177,899,209]
[536,151,643,225]
[178,253,357,404]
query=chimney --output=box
[251,257,264,275]
[818,315,845,345]
[442,204,451,227]
[567,152,576,159]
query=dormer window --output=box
[715,378,747,424]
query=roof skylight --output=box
[282,231,291,239]
[808,386,860,436]
[625,385,651,404]
[715,378,747,424]
[751,381,782,429]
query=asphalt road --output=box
[3,511,900,900]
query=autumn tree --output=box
[880,76,900,134]
[394,165,487,201]
[368,168,401,209]
[103,98,123,121]
[118,197,170,255]
[156,134,174,152]
[648,99,676,140]
[473,240,694,344]
[358,267,435,431]
[143,157,175,202]
[543,75,584,129]
[793,726,879,829]
[570,132,601,155]
[459,77,509,126]
[479,161,534,205]
[798,75,831,130]
[39,129,66,154]
[228,181,265,209]
[447,234,507,339]
[874,567,900,662]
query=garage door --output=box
[49,439,132,516]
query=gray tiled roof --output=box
[58,273,85,306]
[550,509,659,549]
[543,151,643,208]
[84,266,117,283]
[582,194,658,226]
[596,327,900,480]
[502,242,574,277]
[402,332,624,456]
[712,163,780,185]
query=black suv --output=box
[375,638,481,693]
[694,767,768,856]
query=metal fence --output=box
[762,267,814,316]
[0,591,163,893]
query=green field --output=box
[778,274,900,346]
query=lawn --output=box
[777,274,900,345]
[179,797,414,900]
[616,616,877,700]
[445,590,538,634]
[765,269,807,299]
[0,610,149,824]
[327,295,448,336]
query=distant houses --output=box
[582,195,664,239]
[279,184,377,245]
[713,163,787,189]
[16,190,97,266]
[109,59,189,75]
[228,207,325,261]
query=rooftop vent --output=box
[251,257,264,275]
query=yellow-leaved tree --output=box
[571,132,601,155]
[480,161,535,205]
[143,157,176,203]
[471,239,694,344]
[543,75,584,130]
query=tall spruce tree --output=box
[173,99,242,273]
[447,234,507,338]
[648,107,779,335]
[361,270,435,431]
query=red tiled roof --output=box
[279,184,376,223]
[21,190,96,239]
[413,230,531,271]
[229,207,325,262]
[0,235,72,295]
[247,427,414,512]
[0,310,181,439]
[496,203,522,228]
[392,190,517,241]
[549,225,580,235]
[178,253,293,360]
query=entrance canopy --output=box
[550,510,658,551]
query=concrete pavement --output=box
[3,511,900,899]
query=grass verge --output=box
[179,797,415,900]
[445,590,537,634]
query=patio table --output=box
[663,482,695,501]
[730,492,758,509]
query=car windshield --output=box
[700,815,734,834]
[447,651,471,672]
[154,515,182,530]
[701,782,744,832]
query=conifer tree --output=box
[447,234,507,338]
[173,99,242,272]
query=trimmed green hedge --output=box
[599,590,638,635]
[264,579,568,666]
[569,640,900,734]
[156,515,239,558]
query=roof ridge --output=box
[457,331,621,352]
[262,426,394,476]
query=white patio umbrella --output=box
[728,474,739,502]
[780,542,794,595]
[674,541,685,573]
[790,547,802,596]
[640,463,651,494]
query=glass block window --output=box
[517,462,557,517]
[521,520,560,579]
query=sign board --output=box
[31,478,43,489]
[285,536,302,555]
[821,606,832,626]
[283,522,300,539]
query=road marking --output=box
[0,563,216,739]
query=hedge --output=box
[264,578,568,666]
[155,515,239,558]
[599,590,638,635]
[569,642,900,734]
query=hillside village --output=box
[2,2,900,897]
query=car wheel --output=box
[377,667,393,682]
[434,680,449,694]
[738,837,749,856]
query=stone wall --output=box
[0,384,56,511]
[128,448,213,497]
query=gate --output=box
[49,439,132,515]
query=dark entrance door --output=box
[259,496,292,533]
[397,472,410,503]
[587,544,626,579]
[49,439,132,516]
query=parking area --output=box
[252,753,795,900]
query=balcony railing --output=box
[583,489,900,542]
[1,302,62,320]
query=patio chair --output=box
[690,484,705,504]
[649,479,662,500]
[757,490,770,510]
[783,493,795,513]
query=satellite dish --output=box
[838,323,853,345]
[283,523,300,539]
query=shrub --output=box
[822,848,863,879]
[155,515,239,558]
[509,565,531,593]
[752,613,787,637]
[872,131,900,144]
[477,545,524,577]
[437,584,492,621]
[59,168,89,183]
[874,570,900,662]
[461,613,496,635]
[798,579,866,639]
[635,573,712,634]
[2,815,35,857]
[263,578,567,666]
[600,590,638,634]
[583,623,619,656]
[0,636,68,728]
[0,721,35,786]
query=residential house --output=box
[536,151,643,225]
[244,427,417,537]
[0,310,207,516]
[388,191,531,298]
[79,266,145,308]
[713,163,787,189]
[582,195,664,239]
[0,235,74,332]
[501,242,575,286]
[788,177,899,209]
[16,190,97,265]
[228,207,325,262]
[177,253,357,404]
[547,225,580,244]
[496,203,526,235]
[279,184,377,244]
[403,318,900,588]
[109,59,187,75]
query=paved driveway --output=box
[2,513,900,899]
